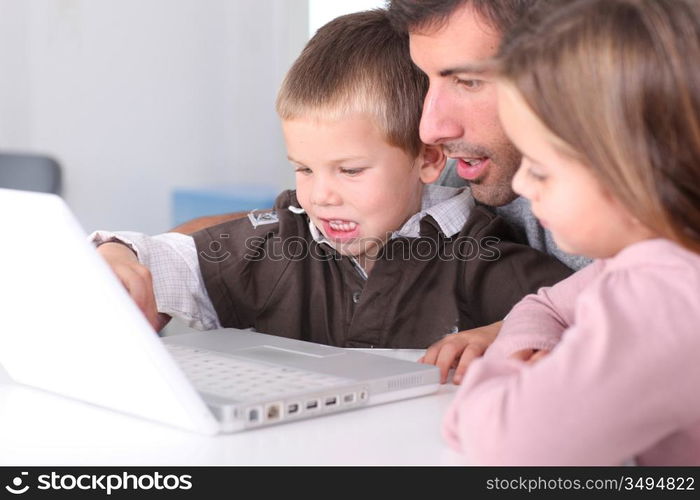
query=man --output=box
[386,0,589,382]
[390,0,587,267]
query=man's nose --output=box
[419,86,464,146]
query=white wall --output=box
[0,0,308,234]
[308,0,386,36]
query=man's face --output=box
[409,4,521,206]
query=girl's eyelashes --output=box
[527,167,548,181]
[295,166,312,175]
[521,157,548,181]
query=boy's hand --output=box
[511,348,551,364]
[97,242,170,331]
[419,321,501,385]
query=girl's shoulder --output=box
[583,238,700,316]
[604,238,700,277]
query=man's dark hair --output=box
[387,0,537,35]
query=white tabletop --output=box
[0,351,469,466]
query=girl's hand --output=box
[511,348,551,364]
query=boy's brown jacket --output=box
[192,190,571,348]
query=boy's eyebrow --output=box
[287,155,305,166]
[287,155,369,166]
[328,156,368,165]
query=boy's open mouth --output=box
[327,219,357,232]
[320,218,360,242]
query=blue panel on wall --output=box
[172,185,279,227]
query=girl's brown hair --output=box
[499,0,700,252]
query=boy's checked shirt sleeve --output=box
[90,230,221,330]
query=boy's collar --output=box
[293,184,474,245]
[394,185,474,239]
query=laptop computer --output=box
[0,188,439,435]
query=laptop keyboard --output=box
[165,343,354,403]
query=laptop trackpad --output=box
[232,345,341,364]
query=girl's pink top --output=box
[443,239,700,465]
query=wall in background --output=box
[308,0,386,37]
[0,0,308,233]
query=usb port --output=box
[247,407,262,424]
[287,403,300,416]
[305,399,319,411]
[324,396,338,407]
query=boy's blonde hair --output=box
[498,0,700,253]
[276,9,427,157]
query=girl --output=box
[443,0,700,465]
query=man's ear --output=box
[417,143,446,184]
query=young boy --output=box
[93,9,571,348]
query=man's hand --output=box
[420,321,501,384]
[97,242,170,331]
